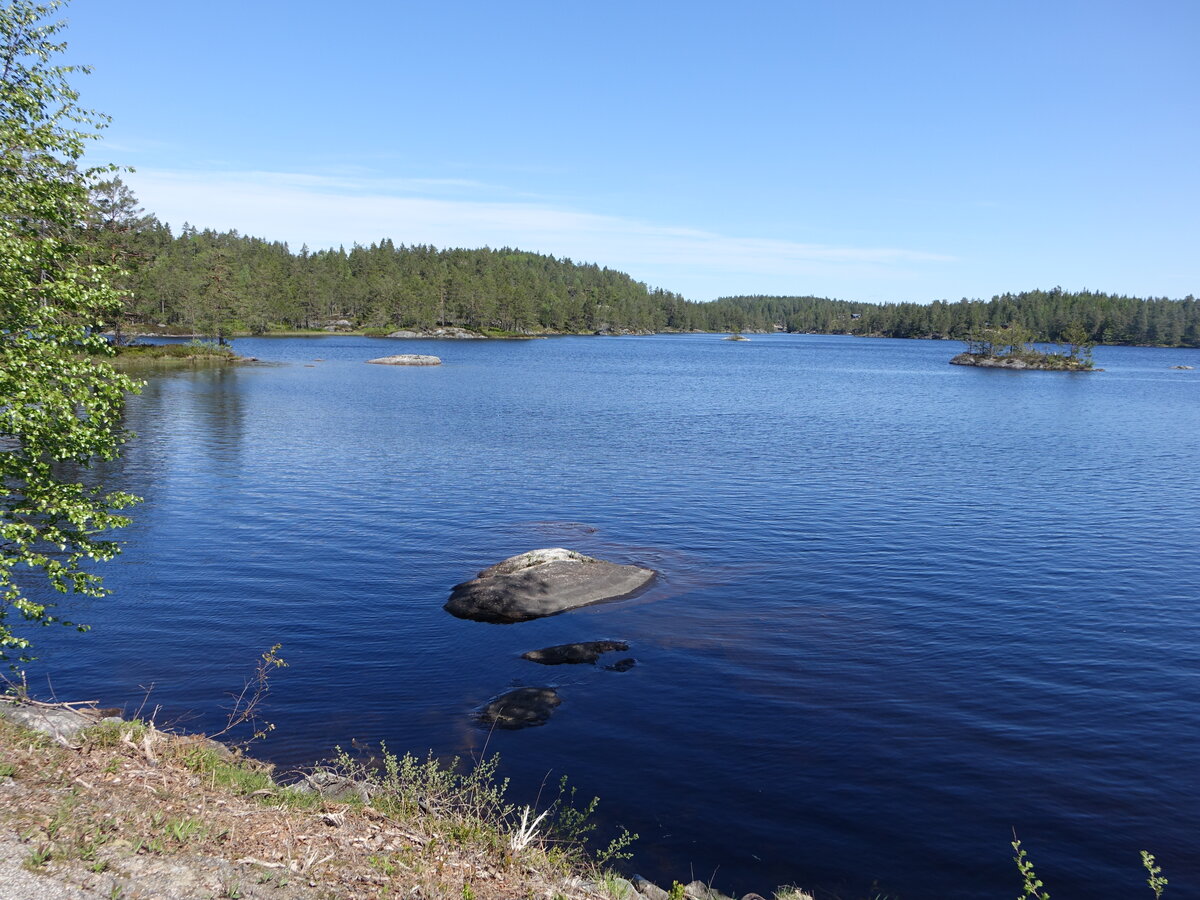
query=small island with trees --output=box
[950,323,1097,371]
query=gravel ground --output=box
[0,832,109,898]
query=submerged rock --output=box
[366,354,442,366]
[444,548,655,623]
[476,687,561,729]
[604,657,637,672]
[521,640,630,665]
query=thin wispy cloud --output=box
[124,168,953,298]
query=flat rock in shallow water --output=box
[521,640,630,665]
[476,687,561,729]
[444,548,655,623]
[367,354,442,366]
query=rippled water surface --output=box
[26,334,1200,898]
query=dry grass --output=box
[0,714,624,900]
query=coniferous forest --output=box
[96,182,1199,346]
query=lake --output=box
[22,333,1200,898]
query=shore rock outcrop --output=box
[366,354,442,366]
[0,698,121,747]
[385,327,485,339]
[476,687,561,729]
[521,640,630,665]
[444,548,655,623]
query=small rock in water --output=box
[476,687,561,729]
[522,640,629,665]
[367,354,442,366]
[604,657,637,672]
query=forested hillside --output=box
[96,182,1198,345]
[108,212,701,336]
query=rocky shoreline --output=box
[0,696,812,900]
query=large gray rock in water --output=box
[476,687,561,729]
[444,548,655,622]
[522,640,629,665]
[367,354,441,365]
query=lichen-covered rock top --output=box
[479,547,588,576]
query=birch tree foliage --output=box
[0,0,139,660]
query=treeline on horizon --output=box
[96,183,1199,346]
[716,290,1200,346]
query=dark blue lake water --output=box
[22,334,1200,898]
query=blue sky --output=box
[63,0,1197,302]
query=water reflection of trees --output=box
[91,367,248,509]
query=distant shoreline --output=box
[105,328,1200,348]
